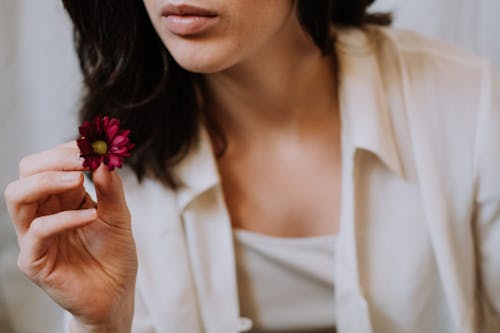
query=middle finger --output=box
[5,171,84,233]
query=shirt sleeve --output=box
[474,62,500,330]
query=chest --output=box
[216,138,342,237]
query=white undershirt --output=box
[233,228,337,333]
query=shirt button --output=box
[237,317,253,332]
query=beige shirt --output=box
[70,26,500,333]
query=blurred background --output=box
[0,0,499,332]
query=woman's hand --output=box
[3,141,138,332]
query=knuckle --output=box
[38,173,53,187]
[16,254,28,274]
[16,254,37,281]
[29,218,46,239]
[3,183,13,202]
[18,156,32,177]
[3,182,18,204]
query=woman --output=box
[3,0,500,332]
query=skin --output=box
[144,0,342,237]
[5,1,341,331]
[4,143,137,332]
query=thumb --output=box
[92,164,130,225]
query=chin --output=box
[165,38,239,74]
[175,58,229,74]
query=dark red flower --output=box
[77,115,134,171]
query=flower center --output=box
[92,140,108,155]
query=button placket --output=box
[335,146,373,333]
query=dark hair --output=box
[62,0,391,189]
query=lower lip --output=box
[162,15,218,36]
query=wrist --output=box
[70,293,135,333]
[70,319,129,333]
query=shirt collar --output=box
[336,27,405,178]
[175,27,405,213]
[174,124,220,213]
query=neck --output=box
[202,15,338,147]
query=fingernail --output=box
[61,173,80,182]
[79,208,96,219]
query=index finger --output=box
[57,140,78,149]
[19,142,89,178]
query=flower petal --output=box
[102,116,109,130]
[78,121,92,137]
[105,154,123,169]
[94,115,103,136]
[109,145,131,154]
[77,138,93,155]
[106,123,120,143]
[113,137,130,148]
[89,156,103,171]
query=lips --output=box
[161,3,218,17]
[161,3,219,36]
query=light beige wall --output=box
[0,1,80,332]
[373,0,500,68]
